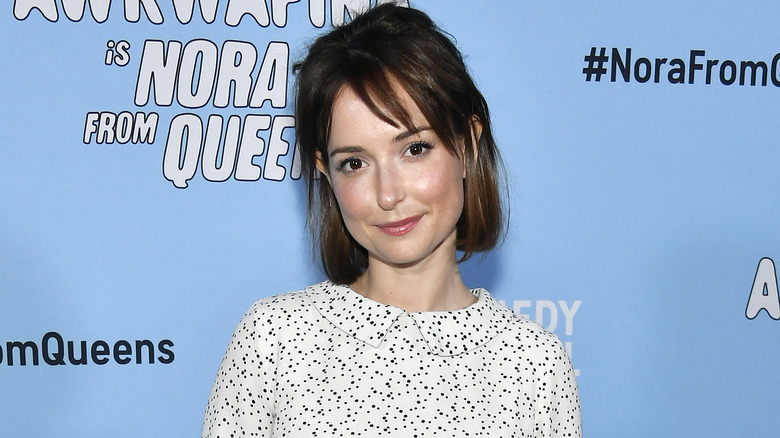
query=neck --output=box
[350,248,475,313]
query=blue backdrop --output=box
[2,0,779,436]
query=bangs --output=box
[345,59,414,132]
[332,56,462,158]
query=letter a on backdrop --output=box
[746,257,780,320]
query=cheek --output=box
[331,179,371,221]
[415,157,465,212]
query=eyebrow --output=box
[328,126,432,158]
[328,146,364,157]
[394,126,431,142]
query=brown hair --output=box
[294,3,506,285]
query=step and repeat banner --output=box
[2,1,778,436]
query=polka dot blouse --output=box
[203,281,581,437]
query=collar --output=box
[305,280,514,357]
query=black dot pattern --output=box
[203,281,581,437]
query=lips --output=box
[377,215,422,236]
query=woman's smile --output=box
[376,215,423,236]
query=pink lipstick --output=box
[377,215,422,236]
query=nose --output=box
[376,165,404,211]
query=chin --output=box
[371,243,446,268]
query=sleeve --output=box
[202,302,277,438]
[534,333,582,438]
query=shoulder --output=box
[478,290,561,345]
[485,296,570,363]
[247,288,309,315]
[506,313,562,346]
[235,280,345,330]
[230,283,327,340]
[246,280,342,311]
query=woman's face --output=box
[320,85,465,271]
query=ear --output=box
[315,150,332,184]
[470,116,483,155]
[462,116,483,178]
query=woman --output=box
[203,4,581,437]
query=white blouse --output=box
[203,281,581,437]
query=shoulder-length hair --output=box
[294,3,506,285]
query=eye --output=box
[406,141,432,157]
[337,157,366,173]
